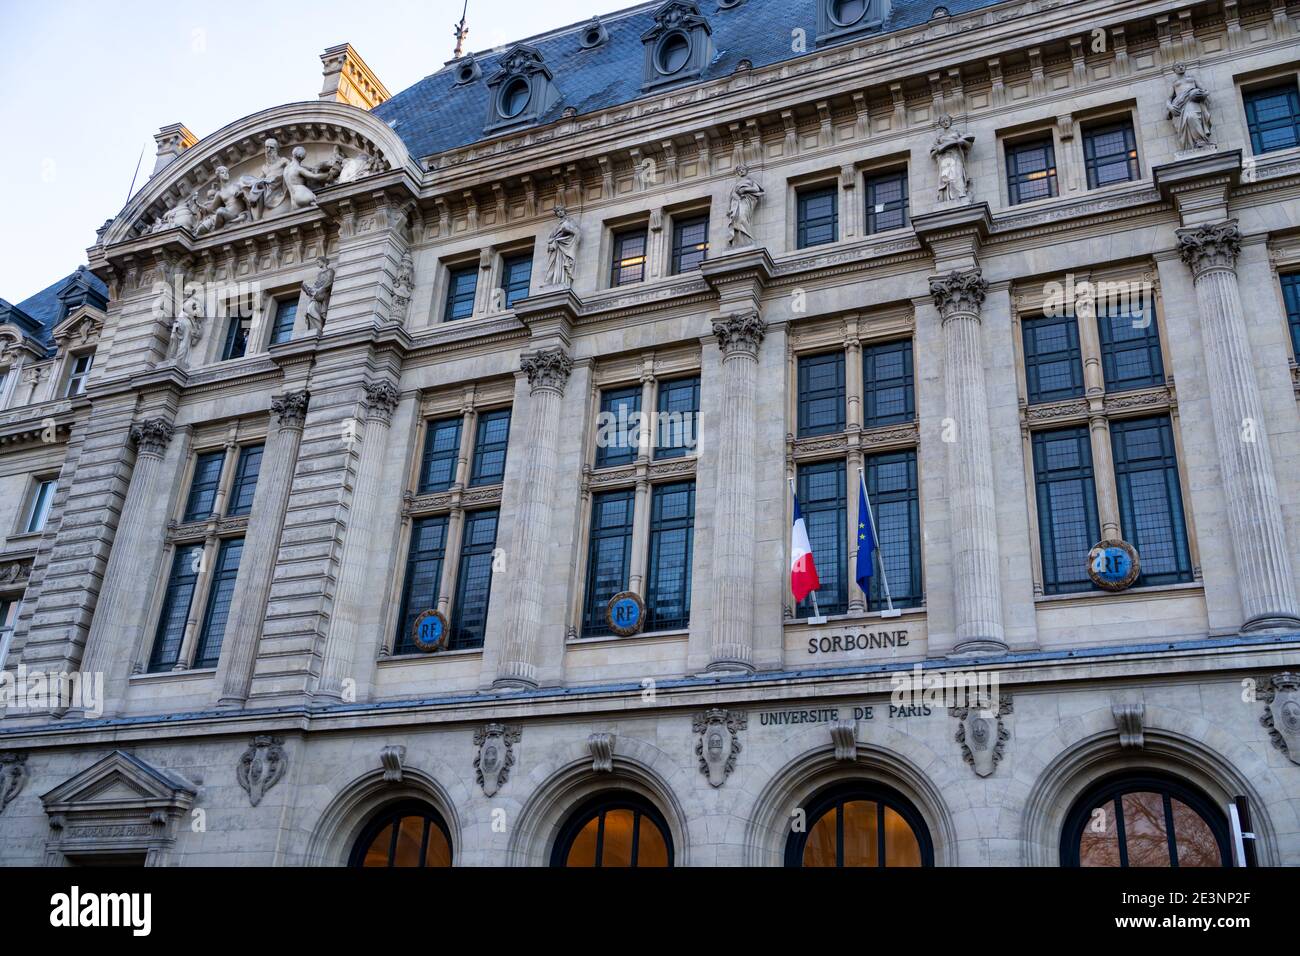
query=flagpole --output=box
[859,467,900,618]
[789,477,826,624]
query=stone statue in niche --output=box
[194,166,252,236]
[545,205,580,287]
[1166,63,1214,152]
[726,165,765,247]
[930,114,975,203]
[151,191,201,234]
[165,305,202,368]
[302,257,335,333]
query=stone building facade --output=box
[1,0,1299,866]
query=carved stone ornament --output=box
[588,732,616,773]
[0,559,32,587]
[1260,672,1300,766]
[726,165,765,247]
[388,251,414,323]
[1112,702,1145,749]
[711,310,767,358]
[930,114,975,202]
[272,389,311,428]
[830,719,857,762]
[929,269,989,318]
[236,735,288,807]
[474,723,521,796]
[544,206,580,288]
[1176,220,1241,277]
[380,745,406,783]
[363,379,401,424]
[520,347,574,395]
[693,708,746,787]
[951,696,1012,778]
[1166,63,1214,153]
[0,752,28,814]
[302,257,336,333]
[164,306,203,370]
[129,418,175,458]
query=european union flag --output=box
[855,478,876,595]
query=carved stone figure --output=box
[194,166,252,236]
[236,735,287,807]
[0,753,28,814]
[1166,63,1214,152]
[951,696,1012,778]
[151,191,200,234]
[1261,672,1300,766]
[283,146,334,210]
[930,114,975,202]
[165,307,202,369]
[330,145,381,184]
[726,165,765,247]
[302,257,335,333]
[693,708,746,787]
[473,723,521,796]
[544,205,579,287]
[248,137,290,220]
[389,251,414,323]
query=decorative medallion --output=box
[236,735,287,807]
[606,591,645,637]
[1087,539,1141,591]
[0,753,28,814]
[474,723,521,796]
[1261,673,1300,766]
[411,609,450,653]
[951,696,1012,778]
[693,708,746,787]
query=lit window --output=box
[351,801,453,867]
[610,228,648,287]
[553,793,672,867]
[1082,119,1140,188]
[1006,137,1059,205]
[786,783,932,867]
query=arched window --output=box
[1061,772,1231,867]
[785,782,933,867]
[551,792,673,867]
[349,800,452,867]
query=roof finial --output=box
[453,0,470,59]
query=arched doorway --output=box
[785,781,934,867]
[550,791,673,867]
[348,799,453,868]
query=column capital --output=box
[712,310,767,358]
[362,379,401,424]
[929,268,988,319]
[1176,219,1241,277]
[271,389,311,429]
[129,418,175,459]
[520,346,574,396]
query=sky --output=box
[0,0,603,302]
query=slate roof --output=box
[0,266,109,354]
[374,0,1004,161]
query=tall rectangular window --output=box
[1082,119,1140,188]
[610,228,648,286]
[148,544,202,671]
[183,452,226,521]
[1111,416,1193,587]
[864,450,922,610]
[64,353,93,397]
[595,386,642,469]
[863,340,915,427]
[1244,82,1300,155]
[671,215,709,274]
[1097,295,1164,392]
[23,478,56,534]
[227,444,264,517]
[221,315,251,360]
[192,538,244,668]
[444,265,478,321]
[645,481,694,632]
[654,376,700,460]
[864,169,909,234]
[469,409,511,486]
[1006,137,1059,205]
[418,417,463,493]
[797,352,846,437]
[0,598,18,671]
[1281,272,1300,360]
[797,185,838,249]
[583,489,635,636]
[1032,427,1100,594]
[393,516,448,654]
[270,298,298,344]
[502,252,533,309]
[1021,314,1084,404]
[797,460,847,617]
[450,509,498,649]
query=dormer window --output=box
[641,1,713,91]
[499,78,531,119]
[580,17,608,49]
[484,44,561,133]
[453,56,481,85]
[817,0,890,46]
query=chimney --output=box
[319,43,391,110]
[152,123,198,176]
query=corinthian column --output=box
[494,347,573,688]
[1176,221,1299,630]
[707,310,767,672]
[216,389,310,707]
[315,380,402,701]
[931,269,1006,652]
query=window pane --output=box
[1007,137,1059,204]
[1245,83,1300,155]
[583,490,635,635]
[797,352,845,437]
[1022,313,1084,403]
[193,538,243,668]
[865,450,923,610]
[595,386,642,468]
[798,460,847,616]
[645,481,694,631]
[636,815,670,867]
[841,800,879,867]
[863,339,914,427]
[797,186,838,248]
[654,376,699,459]
[470,409,511,486]
[183,452,225,522]
[671,215,709,274]
[222,315,251,360]
[361,823,394,867]
[600,809,635,867]
[1120,791,1172,867]
[227,445,263,517]
[1083,120,1139,188]
[148,545,202,671]
[270,298,298,344]
[1097,291,1163,392]
[392,815,426,867]
[803,807,838,867]
[450,509,498,649]
[1280,272,1300,360]
[502,253,533,309]
[864,169,909,234]
[565,817,601,867]
[883,806,923,867]
[611,229,648,286]
[25,479,56,533]
[444,266,478,321]
[1111,416,1192,586]
[1078,800,1123,867]
[1170,798,1221,868]
[418,417,463,493]
[1032,427,1100,594]
[393,516,448,654]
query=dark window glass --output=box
[645,481,694,631]
[552,793,673,867]
[450,509,498,649]
[1244,82,1300,155]
[148,545,202,671]
[1281,272,1300,360]
[1097,293,1164,392]
[1083,120,1139,188]
[798,352,846,437]
[864,450,922,610]
[418,417,463,493]
[221,315,252,360]
[502,253,533,309]
[786,782,933,867]
[192,538,243,668]
[227,445,263,517]
[863,339,914,427]
[595,386,642,469]
[24,478,56,534]
[443,265,478,321]
[654,376,700,460]
[350,800,453,868]
[1022,313,1084,404]
[65,353,93,397]
[864,169,909,234]
[583,490,635,636]
[797,460,847,617]
[1032,427,1101,594]
[797,185,838,248]
[393,515,448,654]
[1111,416,1193,586]
[671,215,709,274]
[469,409,511,486]
[183,451,226,521]
[270,298,298,344]
[1006,137,1059,205]
[611,228,648,286]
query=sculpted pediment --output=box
[41,750,197,813]
[51,305,105,349]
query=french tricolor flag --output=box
[790,485,821,603]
